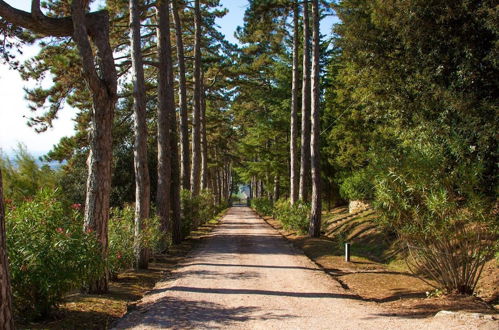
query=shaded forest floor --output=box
[17,215,225,330]
[260,206,498,318]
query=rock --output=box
[434,310,497,321]
[348,200,370,214]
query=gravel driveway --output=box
[114,207,497,329]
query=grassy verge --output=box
[18,211,226,329]
[256,207,498,317]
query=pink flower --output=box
[117,253,122,259]
[71,203,82,210]
[56,227,64,234]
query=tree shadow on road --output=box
[150,285,361,300]
[124,296,296,328]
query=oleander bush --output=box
[5,188,103,320]
[108,205,163,277]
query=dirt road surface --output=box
[114,207,497,329]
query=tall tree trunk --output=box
[171,0,190,191]
[299,0,311,202]
[0,0,117,293]
[156,0,173,240]
[190,0,202,195]
[216,169,222,204]
[200,79,208,190]
[71,0,117,293]
[130,0,150,270]
[309,0,321,237]
[273,175,280,202]
[170,111,182,244]
[0,170,14,330]
[166,29,182,246]
[250,176,255,199]
[290,0,300,205]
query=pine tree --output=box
[289,0,300,205]
[190,0,202,196]
[299,0,311,202]
[129,0,151,269]
[171,0,191,191]
[309,0,321,237]
[156,0,173,239]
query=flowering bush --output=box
[5,188,103,320]
[108,205,162,277]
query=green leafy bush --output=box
[273,199,311,234]
[181,189,226,238]
[373,144,498,294]
[339,168,374,201]
[5,189,103,320]
[250,197,273,216]
[108,205,162,277]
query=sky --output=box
[0,0,334,158]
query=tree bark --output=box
[0,0,105,37]
[216,169,222,205]
[0,170,14,330]
[200,78,208,190]
[273,175,280,202]
[299,0,311,202]
[190,0,202,196]
[309,0,321,237]
[156,0,173,240]
[167,20,182,247]
[71,0,117,293]
[171,0,190,191]
[290,0,300,205]
[170,106,182,245]
[130,0,151,270]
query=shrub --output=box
[339,168,374,201]
[273,199,311,234]
[181,189,225,238]
[373,144,498,294]
[250,197,273,216]
[5,189,103,320]
[108,205,162,277]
